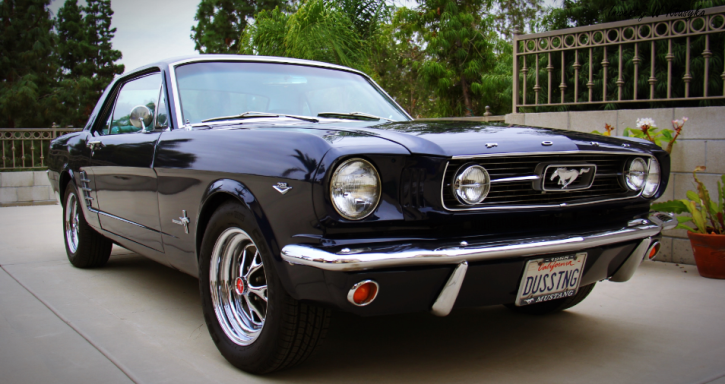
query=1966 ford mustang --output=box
[47,55,677,373]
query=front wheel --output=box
[63,180,112,268]
[199,201,330,374]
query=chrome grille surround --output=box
[441,151,652,211]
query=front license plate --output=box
[515,253,587,306]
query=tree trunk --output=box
[461,76,473,116]
[409,87,416,117]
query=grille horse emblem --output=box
[550,168,591,189]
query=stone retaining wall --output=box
[506,106,725,265]
[0,171,57,207]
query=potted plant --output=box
[652,166,725,279]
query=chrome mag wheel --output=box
[65,192,80,254]
[210,228,268,346]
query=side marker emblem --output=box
[273,182,292,195]
[172,210,190,234]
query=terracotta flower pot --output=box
[687,232,725,279]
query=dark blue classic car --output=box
[47,55,676,373]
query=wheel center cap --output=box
[234,277,245,295]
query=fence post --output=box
[512,29,520,114]
[507,5,725,109]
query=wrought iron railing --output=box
[512,6,725,112]
[0,128,82,170]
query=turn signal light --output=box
[347,280,379,306]
[648,242,661,260]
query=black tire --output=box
[62,180,112,268]
[199,201,330,374]
[504,283,597,315]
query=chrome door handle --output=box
[87,140,105,148]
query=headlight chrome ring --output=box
[330,158,381,220]
[625,157,648,192]
[642,157,661,198]
[453,164,491,205]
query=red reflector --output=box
[352,282,378,305]
[353,284,370,304]
[648,243,661,259]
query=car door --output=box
[87,71,166,252]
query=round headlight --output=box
[453,165,491,205]
[642,157,660,197]
[330,158,381,220]
[625,157,648,191]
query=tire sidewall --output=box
[62,181,82,263]
[198,201,287,373]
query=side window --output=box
[106,73,161,135]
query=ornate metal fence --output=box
[512,5,725,112]
[0,128,82,170]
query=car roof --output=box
[125,54,366,78]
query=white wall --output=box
[0,171,57,207]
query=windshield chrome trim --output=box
[168,56,413,129]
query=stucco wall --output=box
[0,171,57,206]
[505,106,725,265]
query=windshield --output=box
[175,62,410,125]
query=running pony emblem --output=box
[550,168,591,189]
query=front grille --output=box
[442,153,645,210]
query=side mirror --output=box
[130,105,154,131]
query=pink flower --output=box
[672,117,688,132]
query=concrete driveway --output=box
[1,204,724,384]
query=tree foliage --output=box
[53,0,124,127]
[55,0,91,127]
[84,0,124,97]
[0,0,58,128]
[0,0,123,128]
[192,0,288,54]
[240,0,388,72]
[368,10,433,117]
[545,0,724,30]
[493,0,542,40]
[238,0,520,117]
[402,0,498,116]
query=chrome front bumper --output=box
[281,212,676,272]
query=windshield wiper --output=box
[202,111,318,123]
[317,112,393,122]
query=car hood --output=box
[324,120,656,157]
[207,119,657,157]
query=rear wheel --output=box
[504,283,596,315]
[199,201,330,374]
[63,180,112,268]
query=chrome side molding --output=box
[431,262,468,317]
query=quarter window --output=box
[104,73,161,135]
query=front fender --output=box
[196,178,306,296]
[197,178,279,260]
